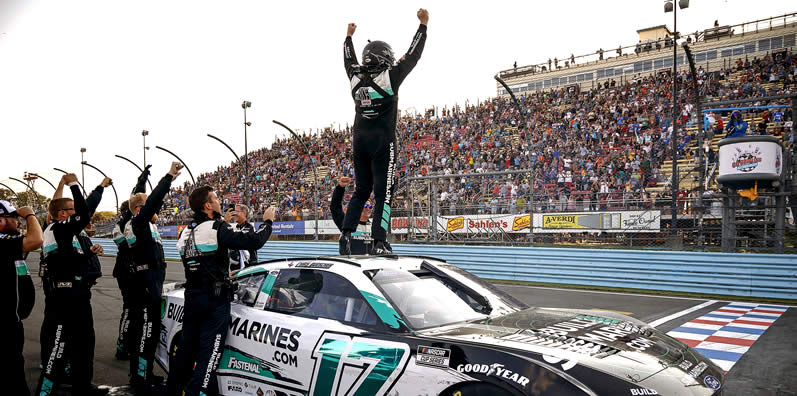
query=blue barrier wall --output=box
[94,239,797,300]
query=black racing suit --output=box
[36,183,97,395]
[332,184,388,254]
[112,172,148,358]
[39,184,104,378]
[342,23,426,241]
[3,229,35,396]
[166,213,272,396]
[126,173,173,388]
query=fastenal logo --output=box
[731,145,762,172]
[446,217,464,232]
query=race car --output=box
[156,255,725,396]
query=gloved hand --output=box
[138,164,152,183]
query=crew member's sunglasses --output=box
[364,204,373,209]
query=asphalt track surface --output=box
[21,256,796,395]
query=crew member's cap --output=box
[0,200,18,217]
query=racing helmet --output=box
[362,40,395,70]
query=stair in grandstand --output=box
[302,165,329,184]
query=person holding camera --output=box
[36,173,111,396]
[339,8,428,255]
[124,162,182,392]
[225,203,259,269]
[1,201,42,396]
[166,187,275,396]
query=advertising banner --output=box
[436,214,531,234]
[533,210,660,233]
[718,140,782,181]
[157,225,178,237]
[255,221,306,235]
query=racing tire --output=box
[439,382,516,396]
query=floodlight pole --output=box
[53,168,86,194]
[114,154,153,191]
[0,182,22,203]
[8,177,41,210]
[154,146,196,184]
[82,161,120,214]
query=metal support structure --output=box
[0,182,22,204]
[242,101,251,206]
[154,146,196,184]
[142,130,149,169]
[682,43,705,248]
[114,154,153,191]
[29,173,56,190]
[80,148,87,198]
[8,177,42,210]
[670,2,680,237]
[273,120,319,241]
[82,161,120,214]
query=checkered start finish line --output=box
[666,302,789,372]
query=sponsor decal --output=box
[415,345,450,367]
[229,317,301,352]
[678,360,693,371]
[273,350,298,367]
[689,361,708,378]
[575,314,621,325]
[512,215,530,231]
[630,389,659,395]
[203,333,223,388]
[167,302,184,323]
[704,375,721,390]
[228,384,243,392]
[456,363,530,388]
[543,214,588,229]
[506,317,655,353]
[468,218,509,229]
[731,146,763,172]
[228,355,261,374]
[446,217,464,232]
[294,262,333,269]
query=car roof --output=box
[234,254,447,278]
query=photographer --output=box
[339,8,428,255]
[225,203,258,269]
[166,187,275,396]
[1,201,42,396]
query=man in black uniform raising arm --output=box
[1,201,42,396]
[340,8,428,255]
[166,187,276,396]
[125,162,182,392]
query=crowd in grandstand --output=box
[155,51,794,224]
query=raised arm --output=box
[132,165,151,195]
[344,23,359,78]
[331,177,351,229]
[15,206,43,252]
[63,173,91,234]
[391,9,428,86]
[133,162,181,227]
[85,177,112,216]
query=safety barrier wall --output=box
[94,239,797,300]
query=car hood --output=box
[421,307,725,395]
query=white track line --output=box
[649,300,718,328]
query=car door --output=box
[216,266,411,396]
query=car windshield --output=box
[371,269,487,330]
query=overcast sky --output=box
[1,0,793,211]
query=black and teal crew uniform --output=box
[36,183,99,396]
[228,220,258,269]
[112,168,148,360]
[125,173,173,390]
[2,229,35,396]
[331,184,393,254]
[165,213,272,396]
[341,23,426,247]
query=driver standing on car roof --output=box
[331,176,392,255]
[166,186,275,396]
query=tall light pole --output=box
[155,146,196,184]
[665,0,689,236]
[114,154,153,191]
[242,101,252,206]
[80,148,87,198]
[81,161,120,214]
[142,130,150,168]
